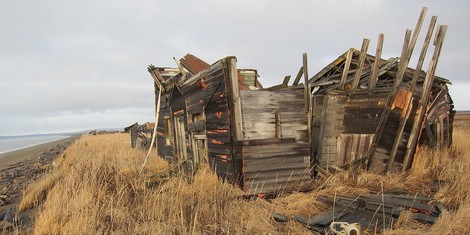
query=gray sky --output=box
[1,0,469,135]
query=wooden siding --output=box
[338,134,374,166]
[316,90,390,170]
[369,88,419,172]
[240,89,308,142]
[154,58,238,182]
[316,94,346,169]
[236,139,311,195]
[236,88,311,194]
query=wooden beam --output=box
[352,39,370,89]
[340,48,354,90]
[173,57,187,77]
[303,53,313,145]
[315,95,329,170]
[410,16,437,91]
[303,53,310,113]
[149,68,166,93]
[141,83,163,173]
[282,75,291,86]
[385,95,413,173]
[408,7,428,59]
[369,34,384,89]
[293,66,304,85]
[264,84,287,91]
[385,15,438,173]
[438,116,444,147]
[445,113,450,146]
[366,30,411,169]
[274,110,281,139]
[402,25,447,171]
[424,119,436,148]
[229,57,244,140]
[401,31,412,65]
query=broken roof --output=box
[309,48,451,95]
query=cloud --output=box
[0,0,469,135]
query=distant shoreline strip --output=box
[0,136,70,155]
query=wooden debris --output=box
[274,193,443,234]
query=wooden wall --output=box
[236,139,311,195]
[240,89,308,142]
[236,88,311,195]
[154,58,238,183]
[315,90,389,170]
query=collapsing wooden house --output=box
[124,122,155,148]
[310,48,454,174]
[309,9,454,174]
[146,7,454,194]
[147,54,312,195]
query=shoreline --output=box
[0,136,78,230]
[0,136,71,155]
[0,136,76,171]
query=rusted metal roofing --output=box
[179,54,210,74]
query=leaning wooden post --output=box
[366,30,412,169]
[303,53,310,113]
[340,48,354,90]
[410,16,438,91]
[303,53,312,142]
[367,7,427,170]
[352,38,370,89]
[149,67,166,93]
[385,16,438,173]
[402,25,447,171]
[369,34,384,89]
[229,57,244,140]
[384,95,413,172]
[141,84,163,173]
[293,66,304,85]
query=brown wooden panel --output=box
[338,134,374,165]
[240,140,311,195]
[240,89,308,142]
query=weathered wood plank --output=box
[403,25,447,171]
[410,15,437,91]
[352,38,370,90]
[385,92,413,172]
[340,48,354,90]
[228,57,244,140]
[369,33,384,88]
[293,66,304,85]
[366,29,412,170]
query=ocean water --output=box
[0,134,69,154]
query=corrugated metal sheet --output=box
[179,54,210,74]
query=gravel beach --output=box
[0,136,77,230]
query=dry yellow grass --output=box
[20,133,310,234]
[20,128,470,234]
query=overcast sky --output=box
[1,0,469,135]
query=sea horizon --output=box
[0,134,70,155]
